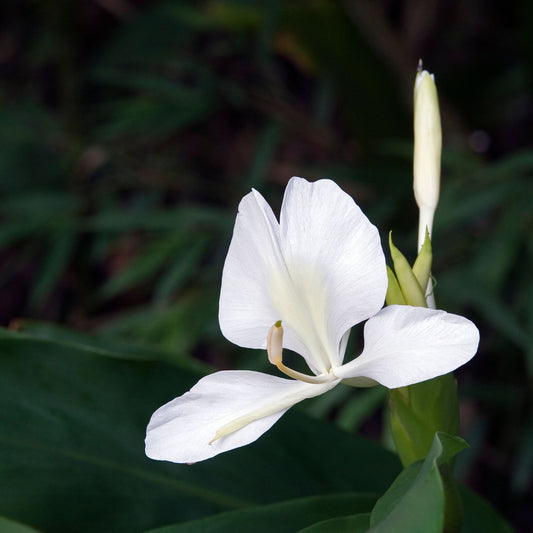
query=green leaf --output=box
[0,191,80,218]
[95,290,220,354]
[0,327,400,532]
[0,517,43,533]
[436,181,515,230]
[469,206,524,293]
[29,225,78,309]
[154,235,212,305]
[298,513,370,533]
[0,106,64,193]
[368,432,467,533]
[438,274,529,351]
[460,487,516,533]
[99,235,184,300]
[13,319,208,371]
[388,233,427,307]
[145,494,376,533]
[385,266,406,306]
[412,230,432,292]
[204,3,264,30]
[245,121,283,190]
[335,386,387,433]
[97,92,215,141]
[92,3,211,68]
[88,206,232,233]
[280,2,406,142]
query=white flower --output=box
[145,177,478,463]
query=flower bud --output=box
[413,64,442,251]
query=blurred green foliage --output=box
[0,0,531,530]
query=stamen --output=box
[267,320,283,365]
[267,321,334,385]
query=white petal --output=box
[219,189,285,349]
[220,184,328,373]
[334,305,479,388]
[219,177,387,375]
[145,370,338,463]
[278,177,387,368]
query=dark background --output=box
[0,1,531,529]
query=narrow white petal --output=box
[219,189,285,350]
[145,370,338,463]
[334,305,479,388]
[278,177,387,368]
[218,186,328,374]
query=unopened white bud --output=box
[413,63,442,251]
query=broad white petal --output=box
[277,177,387,368]
[145,370,338,463]
[219,177,387,374]
[334,305,479,388]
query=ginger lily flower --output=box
[145,177,479,464]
